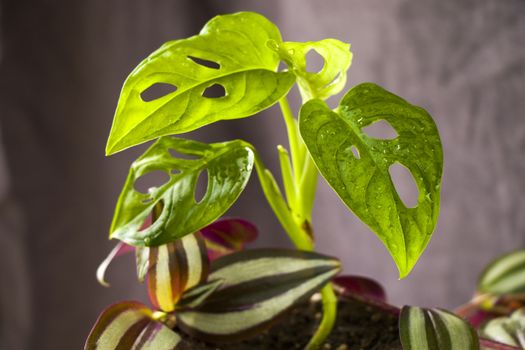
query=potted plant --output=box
[84,11,525,349]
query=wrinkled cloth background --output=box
[0,0,524,349]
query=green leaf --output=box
[400,306,480,350]
[177,248,340,342]
[299,83,443,277]
[270,38,352,101]
[478,250,525,295]
[106,12,295,154]
[480,307,525,348]
[111,137,254,246]
[147,232,209,312]
[85,301,188,350]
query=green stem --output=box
[279,97,305,186]
[305,284,338,350]
[277,96,337,350]
[250,148,313,251]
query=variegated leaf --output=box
[400,306,480,350]
[96,218,256,287]
[147,232,209,312]
[480,307,525,349]
[478,250,525,295]
[200,218,258,260]
[177,248,341,342]
[85,301,188,350]
[177,279,224,309]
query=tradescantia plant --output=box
[86,11,456,349]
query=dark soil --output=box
[179,296,402,349]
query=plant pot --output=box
[178,295,402,350]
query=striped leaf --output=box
[480,307,525,348]
[176,248,341,342]
[200,218,258,260]
[478,250,525,295]
[177,279,224,309]
[147,232,209,312]
[400,306,480,350]
[85,301,188,350]
[96,218,255,287]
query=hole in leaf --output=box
[351,146,360,159]
[362,120,398,140]
[305,49,325,73]
[140,83,177,102]
[202,84,226,98]
[188,56,220,69]
[389,163,419,208]
[168,149,200,160]
[278,61,288,72]
[171,169,181,175]
[134,170,170,194]
[194,170,208,203]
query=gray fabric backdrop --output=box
[0,0,524,349]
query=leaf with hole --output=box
[478,250,525,296]
[176,248,341,342]
[106,12,295,154]
[400,306,480,350]
[270,38,352,101]
[110,137,254,246]
[85,301,188,350]
[299,82,443,278]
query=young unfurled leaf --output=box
[176,249,340,342]
[270,39,352,101]
[147,232,209,312]
[110,137,254,246]
[106,12,295,154]
[200,218,258,260]
[480,307,525,348]
[400,306,479,350]
[300,83,443,278]
[96,242,135,287]
[478,250,525,295]
[85,301,188,350]
[332,275,386,302]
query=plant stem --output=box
[305,284,338,350]
[277,96,337,350]
[279,97,305,186]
